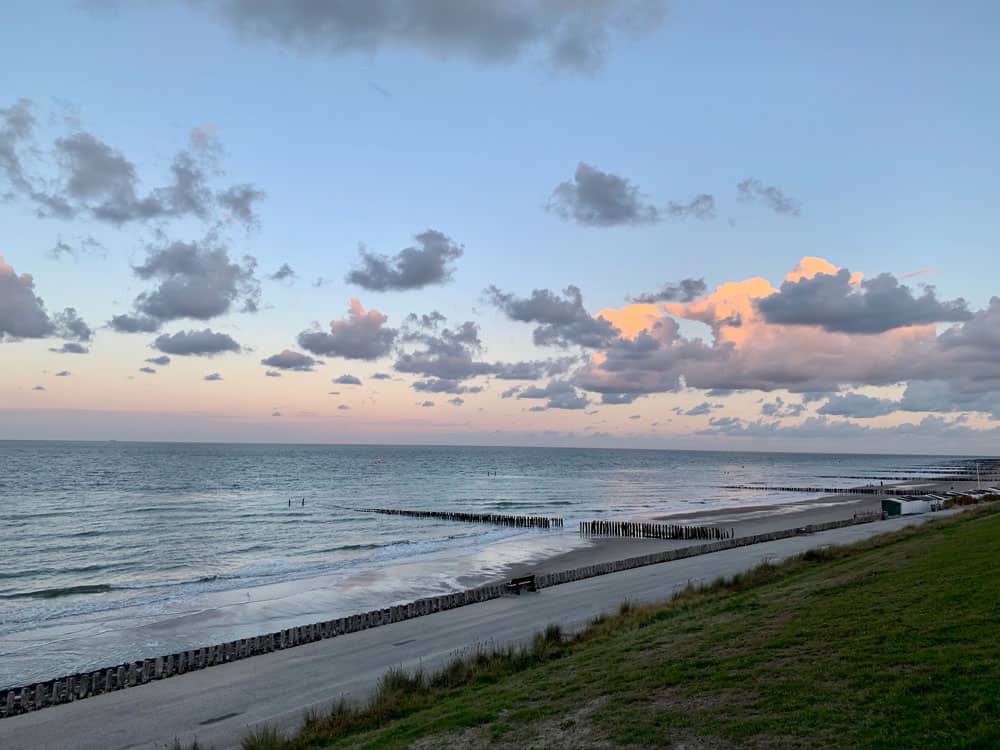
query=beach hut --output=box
[881,497,933,517]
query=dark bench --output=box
[506,574,537,595]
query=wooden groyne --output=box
[722,484,929,496]
[580,520,733,540]
[356,508,564,528]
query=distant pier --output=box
[356,507,564,529]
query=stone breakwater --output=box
[355,508,564,528]
[0,513,878,720]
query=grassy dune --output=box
[220,506,999,749]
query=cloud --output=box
[680,401,713,416]
[145,355,171,365]
[32,385,45,391]
[760,395,805,418]
[491,356,578,380]
[199,0,667,74]
[337,404,350,410]
[346,230,463,291]
[55,370,71,377]
[265,370,282,377]
[268,263,296,282]
[816,393,897,418]
[260,349,319,371]
[139,366,156,374]
[48,235,105,262]
[758,269,972,334]
[271,410,281,417]
[49,342,89,354]
[371,372,392,380]
[119,238,260,328]
[203,372,224,381]
[419,400,435,408]
[333,374,362,385]
[665,194,715,220]
[0,106,266,228]
[577,257,1000,400]
[629,278,707,304]
[298,299,397,360]
[412,378,483,394]
[501,385,520,398]
[736,177,801,216]
[487,284,619,348]
[449,397,465,406]
[547,163,659,226]
[628,414,641,420]
[601,392,639,405]
[898,380,1000,420]
[518,380,589,410]
[153,328,241,356]
[216,184,266,228]
[109,314,161,333]
[1,255,90,342]
[395,317,495,380]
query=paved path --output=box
[0,513,947,750]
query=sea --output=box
[0,441,975,688]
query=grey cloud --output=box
[129,239,260,324]
[146,355,171,365]
[265,370,282,377]
[272,410,281,417]
[501,385,520,398]
[0,256,68,340]
[395,318,494,380]
[492,356,578,380]
[153,329,241,356]
[680,401,713,416]
[32,385,46,391]
[898,380,1000,420]
[487,284,619,348]
[630,278,707,304]
[110,314,161,333]
[139,366,156,374]
[53,307,92,341]
[49,342,89,354]
[628,414,641,420]
[419,400,435,408]
[338,404,350,410]
[448,396,465,406]
[518,380,589,410]
[412,378,483,394]
[260,349,319,371]
[547,163,659,226]
[817,393,897,419]
[736,177,801,216]
[217,184,266,228]
[760,396,805,418]
[55,370,71,376]
[758,269,972,334]
[203,0,666,74]
[346,230,463,291]
[371,372,392,380]
[297,300,397,360]
[203,372,224,381]
[48,235,105,262]
[334,374,362,385]
[0,100,264,228]
[665,194,715,220]
[0,98,35,197]
[601,393,639,405]
[268,263,296,282]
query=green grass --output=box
[223,506,1000,749]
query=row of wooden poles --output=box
[723,484,920,496]
[356,507,564,528]
[579,520,733,540]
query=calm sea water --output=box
[0,441,968,687]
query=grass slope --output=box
[232,507,1000,749]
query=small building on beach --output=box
[882,497,936,517]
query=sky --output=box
[1,0,999,453]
